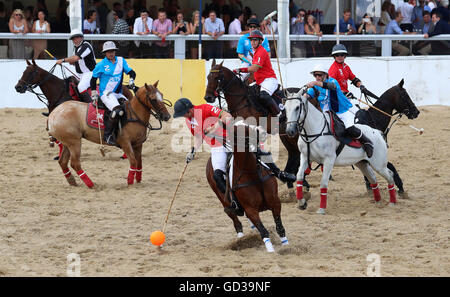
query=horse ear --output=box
[153,80,159,88]
[26,59,31,65]
[398,79,404,88]
[144,83,148,89]
[32,59,36,66]
[212,59,216,67]
[219,60,224,68]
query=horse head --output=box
[284,89,307,138]
[204,59,226,103]
[15,59,42,93]
[137,81,171,122]
[394,79,420,120]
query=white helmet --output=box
[69,29,84,40]
[102,41,118,53]
[310,64,328,75]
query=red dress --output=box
[185,104,227,148]
[328,61,356,93]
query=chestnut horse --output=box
[47,82,171,188]
[206,122,288,252]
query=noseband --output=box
[207,68,247,111]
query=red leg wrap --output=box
[388,184,396,204]
[296,180,303,200]
[63,168,72,179]
[128,167,137,185]
[304,166,311,176]
[371,183,381,202]
[77,170,94,188]
[55,140,63,157]
[320,188,327,209]
[135,167,142,183]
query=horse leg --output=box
[273,212,288,246]
[58,145,76,186]
[388,162,404,194]
[121,142,138,186]
[316,158,335,215]
[355,161,381,204]
[364,175,371,193]
[133,144,143,183]
[296,153,309,210]
[372,165,397,206]
[67,141,94,188]
[246,209,274,252]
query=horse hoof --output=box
[297,199,307,210]
[237,232,244,238]
[389,202,396,206]
[316,208,326,215]
[263,238,275,253]
[280,237,289,246]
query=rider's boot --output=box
[260,91,281,117]
[213,169,227,194]
[266,161,296,183]
[104,106,123,146]
[346,126,374,158]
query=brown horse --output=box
[206,123,288,252]
[204,59,302,189]
[47,82,171,188]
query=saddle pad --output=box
[86,103,105,130]
[327,111,362,149]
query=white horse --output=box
[284,89,397,214]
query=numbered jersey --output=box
[252,45,277,85]
[92,56,133,97]
[185,104,227,147]
[328,61,356,93]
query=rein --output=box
[209,69,250,114]
[128,88,171,131]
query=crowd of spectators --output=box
[0,0,449,60]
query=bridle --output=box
[208,68,247,112]
[132,88,172,131]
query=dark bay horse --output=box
[48,82,171,188]
[206,122,288,252]
[204,60,301,187]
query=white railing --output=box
[1,33,449,58]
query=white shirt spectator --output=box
[83,19,97,33]
[204,17,225,34]
[133,16,153,46]
[398,1,414,24]
[228,18,242,48]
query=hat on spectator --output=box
[246,18,260,27]
[173,98,194,118]
[310,64,328,75]
[69,29,84,40]
[102,41,118,53]
[331,44,348,56]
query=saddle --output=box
[85,98,127,131]
[326,111,362,149]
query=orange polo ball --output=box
[150,230,165,246]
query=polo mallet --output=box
[357,98,424,135]
[94,100,106,156]
[161,147,194,235]
[44,49,80,80]
[263,11,285,91]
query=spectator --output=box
[8,9,28,59]
[172,11,190,35]
[106,2,122,34]
[304,14,323,57]
[358,13,377,34]
[412,0,426,31]
[112,10,129,57]
[189,10,204,59]
[291,9,306,58]
[83,9,98,34]
[203,10,225,59]
[34,0,48,19]
[424,11,450,55]
[133,9,153,57]
[379,1,392,34]
[31,9,50,59]
[427,1,437,10]
[397,0,415,32]
[385,11,417,56]
[88,0,108,33]
[334,8,356,35]
[412,11,434,55]
[228,10,244,52]
[152,9,172,58]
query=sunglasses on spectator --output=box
[334,54,346,57]
[313,73,324,77]
[248,25,258,28]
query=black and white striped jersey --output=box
[74,41,96,74]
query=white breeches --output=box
[259,77,278,96]
[211,146,228,172]
[100,92,127,111]
[77,71,93,93]
[337,108,357,129]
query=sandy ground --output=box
[0,105,449,277]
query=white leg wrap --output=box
[263,237,275,252]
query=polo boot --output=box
[346,126,374,158]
